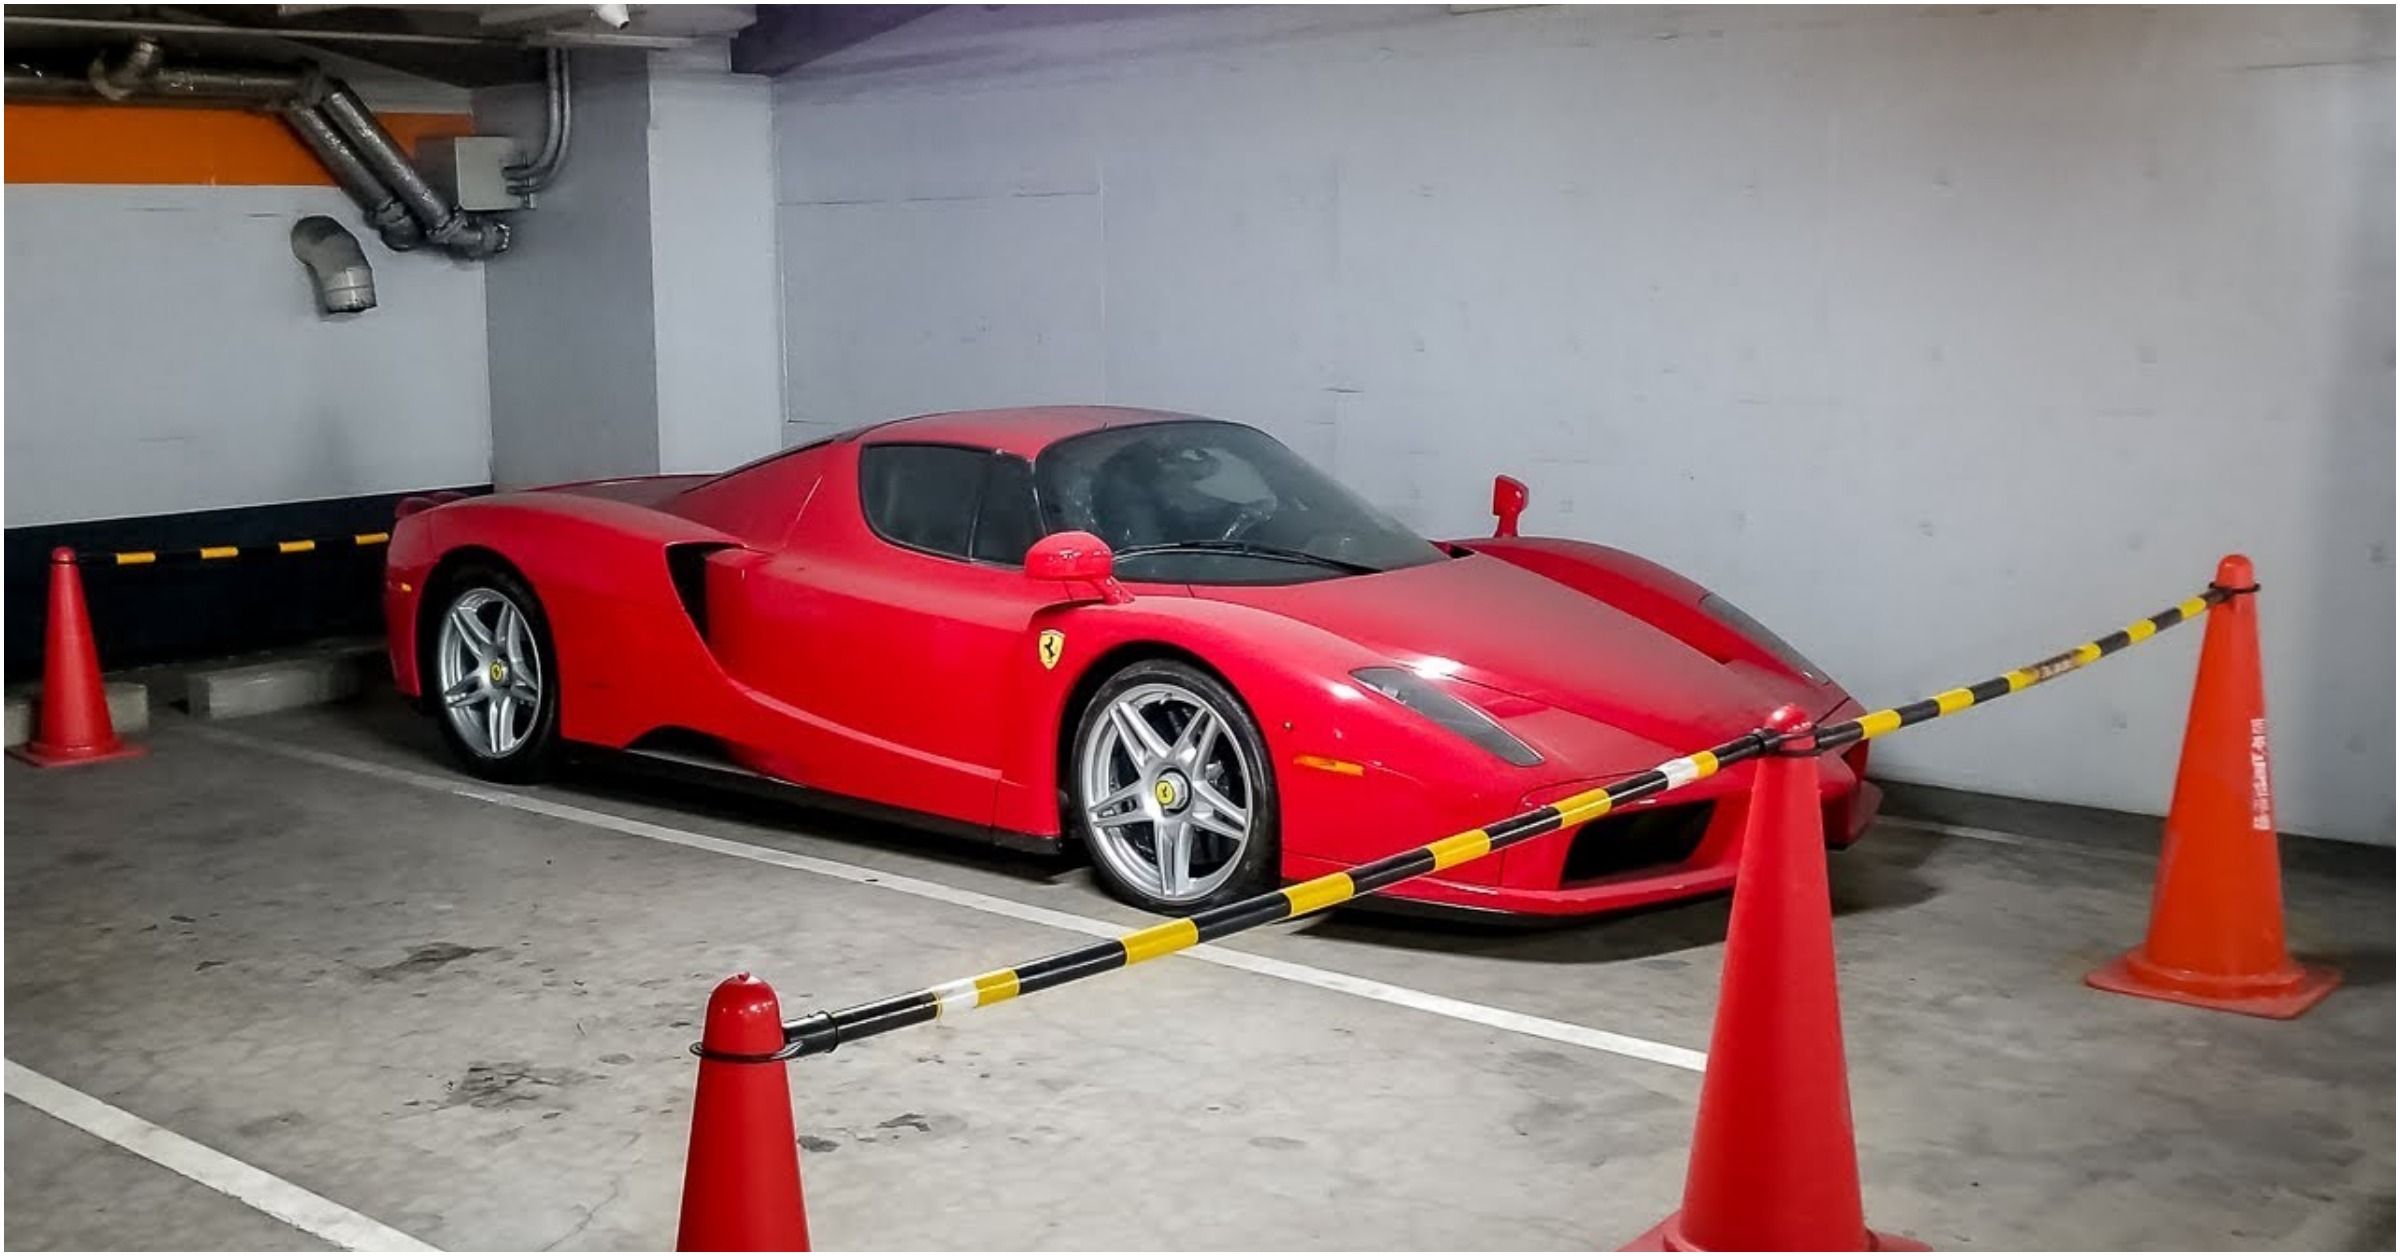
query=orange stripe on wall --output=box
[5,103,474,186]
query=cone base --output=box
[2086,951,2338,1019]
[9,740,146,768]
[1622,1212,1932,1252]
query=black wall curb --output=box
[6,485,489,680]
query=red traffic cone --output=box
[11,548,143,767]
[1625,705,1925,1252]
[677,973,811,1252]
[2086,555,2338,1019]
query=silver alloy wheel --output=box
[434,587,543,759]
[1079,681,1255,905]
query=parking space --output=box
[5,696,2389,1250]
[4,1100,330,1252]
[6,4,2393,1252]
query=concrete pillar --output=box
[647,46,784,475]
[476,45,781,488]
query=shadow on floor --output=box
[349,691,1939,962]
[1298,892,1735,963]
[1295,837,1940,965]
[558,758,1084,890]
[334,690,1083,891]
[1828,827,1944,918]
[2305,942,2396,990]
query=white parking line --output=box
[191,726,1709,1074]
[5,1061,438,1252]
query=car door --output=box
[714,442,1053,827]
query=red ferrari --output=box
[384,407,1879,917]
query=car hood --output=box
[1197,553,1832,747]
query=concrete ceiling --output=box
[3,4,761,86]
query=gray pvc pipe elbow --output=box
[290,215,377,314]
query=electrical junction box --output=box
[415,135,522,212]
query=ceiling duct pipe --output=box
[14,52,409,250]
[290,215,376,313]
[9,41,509,261]
[30,40,299,103]
[86,36,162,100]
[280,102,423,252]
[304,74,509,259]
[7,12,692,51]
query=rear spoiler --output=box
[395,490,470,520]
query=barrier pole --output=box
[736,577,2247,1063]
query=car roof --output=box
[857,406,1214,458]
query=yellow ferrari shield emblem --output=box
[1037,629,1065,670]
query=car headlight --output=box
[1350,667,1543,767]
[1700,592,1824,683]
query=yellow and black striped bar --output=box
[76,532,392,568]
[1807,581,2242,755]
[755,579,2246,1063]
[773,726,1767,1061]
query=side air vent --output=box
[663,542,737,639]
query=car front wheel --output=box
[1070,659,1279,914]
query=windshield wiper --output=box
[1113,540,1380,575]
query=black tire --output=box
[419,561,562,784]
[1067,658,1280,915]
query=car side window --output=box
[859,444,988,558]
[971,455,1042,565]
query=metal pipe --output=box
[504,46,571,195]
[529,50,566,173]
[4,13,691,50]
[280,102,422,252]
[150,65,308,100]
[539,48,569,179]
[503,48,564,192]
[310,77,509,258]
[4,69,110,99]
[86,36,162,100]
[6,63,299,102]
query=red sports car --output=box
[384,407,1878,917]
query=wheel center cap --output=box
[1152,772,1188,812]
[488,660,507,685]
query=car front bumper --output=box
[1280,732,1882,919]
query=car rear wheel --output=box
[1071,659,1279,914]
[424,565,560,783]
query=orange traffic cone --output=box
[11,548,143,767]
[2086,555,2338,1019]
[676,973,811,1252]
[1625,705,1925,1252]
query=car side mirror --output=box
[1491,475,1529,537]
[1026,531,1131,604]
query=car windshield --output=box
[1033,420,1446,584]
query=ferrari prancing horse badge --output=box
[1037,629,1065,670]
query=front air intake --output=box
[1560,802,1714,883]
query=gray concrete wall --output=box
[4,185,493,525]
[4,63,493,526]
[773,4,2396,842]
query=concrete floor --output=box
[4,695,2392,1250]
